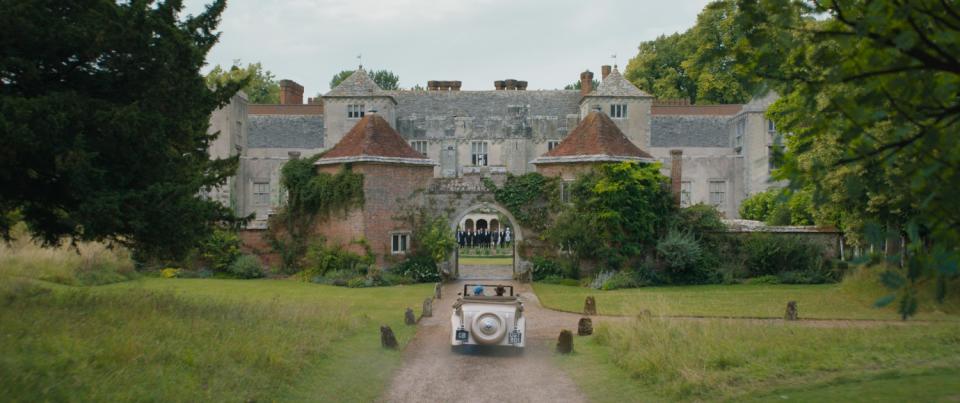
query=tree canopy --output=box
[735,0,960,317]
[0,0,244,259]
[624,0,759,104]
[328,69,400,91]
[206,61,279,104]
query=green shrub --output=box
[674,203,726,235]
[601,270,640,290]
[300,242,373,281]
[228,255,264,279]
[391,254,439,283]
[739,189,780,221]
[346,276,368,288]
[657,230,719,284]
[197,229,243,273]
[743,234,828,282]
[531,256,577,281]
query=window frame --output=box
[391,232,410,255]
[470,141,488,166]
[410,140,428,157]
[547,140,561,152]
[347,104,366,119]
[709,180,726,207]
[680,181,692,207]
[609,104,628,119]
[253,181,270,206]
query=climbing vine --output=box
[483,173,560,231]
[266,154,364,272]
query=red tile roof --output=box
[537,111,654,162]
[317,113,432,165]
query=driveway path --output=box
[382,280,603,403]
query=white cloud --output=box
[184,0,712,96]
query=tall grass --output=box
[0,224,135,285]
[593,318,960,400]
[0,283,360,402]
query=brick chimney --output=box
[279,79,304,105]
[601,65,612,80]
[494,80,505,90]
[670,149,683,207]
[580,70,594,96]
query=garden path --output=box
[457,263,513,281]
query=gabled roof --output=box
[585,67,651,98]
[531,111,655,165]
[315,113,435,166]
[324,68,395,103]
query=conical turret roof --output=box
[315,113,434,166]
[531,111,654,164]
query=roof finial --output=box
[611,53,618,69]
[357,53,362,70]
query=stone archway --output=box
[448,202,526,280]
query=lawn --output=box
[533,282,960,321]
[0,277,433,402]
[557,318,960,402]
[459,256,513,266]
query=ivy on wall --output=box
[482,173,560,232]
[266,154,364,272]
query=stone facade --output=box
[208,64,782,269]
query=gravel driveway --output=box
[381,280,593,403]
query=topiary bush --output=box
[228,255,264,279]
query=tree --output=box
[206,61,279,104]
[625,33,698,101]
[328,69,400,91]
[624,0,759,104]
[0,0,244,260]
[736,0,960,318]
[547,162,675,270]
[563,79,600,90]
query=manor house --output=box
[208,65,781,232]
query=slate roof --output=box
[651,115,731,147]
[531,111,654,164]
[316,113,434,166]
[324,68,394,102]
[585,67,651,98]
[390,90,581,119]
[247,114,324,149]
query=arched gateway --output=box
[448,202,526,280]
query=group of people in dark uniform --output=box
[456,227,511,249]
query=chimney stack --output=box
[580,70,594,96]
[279,79,304,105]
[427,80,462,91]
[601,65,612,80]
[670,149,683,207]
[494,80,505,90]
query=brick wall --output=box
[316,162,435,268]
[238,229,282,268]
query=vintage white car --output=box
[450,283,525,350]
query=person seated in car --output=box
[495,285,506,296]
[473,285,484,296]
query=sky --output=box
[183,0,713,96]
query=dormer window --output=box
[347,104,365,119]
[610,104,627,118]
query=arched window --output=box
[476,219,488,231]
[464,219,474,231]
